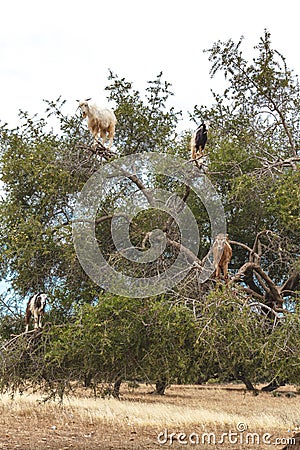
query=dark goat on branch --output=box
[190,123,208,161]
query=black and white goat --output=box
[190,123,208,161]
[25,293,47,332]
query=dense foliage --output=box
[0,31,299,397]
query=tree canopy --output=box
[0,30,299,397]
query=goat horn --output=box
[76,99,80,102]
[85,98,92,101]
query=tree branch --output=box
[78,143,155,206]
[162,186,191,232]
[280,271,300,295]
[229,240,260,263]
[230,262,283,306]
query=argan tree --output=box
[0,32,299,396]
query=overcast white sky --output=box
[1,0,300,129]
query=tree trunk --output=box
[261,380,285,392]
[113,379,122,398]
[155,380,167,395]
[237,374,256,391]
[83,372,92,388]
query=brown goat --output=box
[212,233,232,284]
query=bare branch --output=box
[79,143,155,206]
[230,262,283,306]
[242,287,265,301]
[280,271,300,295]
[72,213,131,226]
[229,240,260,263]
[163,185,191,232]
[166,237,202,267]
[247,302,281,318]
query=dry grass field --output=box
[0,383,299,450]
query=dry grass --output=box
[0,383,299,449]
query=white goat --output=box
[77,98,117,148]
